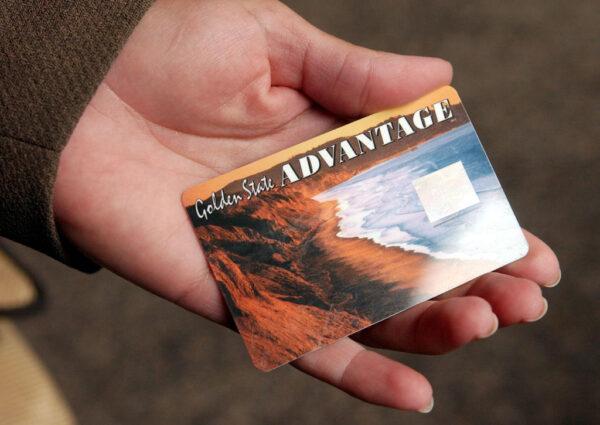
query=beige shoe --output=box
[0,320,77,425]
[0,250,76,424]
[0,250,38,313]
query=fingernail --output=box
[418,398,434,414]
[545,270,562,288]
[526,298,548,322]
[481,314,499,339]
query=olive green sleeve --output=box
[0,1,153,271]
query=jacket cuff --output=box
[0,137,97,271]
[0,1,153,271]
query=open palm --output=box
[54,0,560,412]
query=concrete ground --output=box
[5,0,599,423]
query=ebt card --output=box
[182,86,528,371]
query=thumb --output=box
[300,27,453,117]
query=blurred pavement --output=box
[4,0,599,424]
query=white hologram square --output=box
[412,161,480,224]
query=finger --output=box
[293,338,433,412]
[260,4,452,116]
[461,272,548,326]
[437,229,561,300]
[436,272,548,325]
[356,296,498,355]
[498,229,561,287]
[302,36,453,117]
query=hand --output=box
[54,0,561,412]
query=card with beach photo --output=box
[181,86,529,371]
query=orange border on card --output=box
[181,86,461,207]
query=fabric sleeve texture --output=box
[0,1,153,272]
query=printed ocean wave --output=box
[314,124,526,262]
